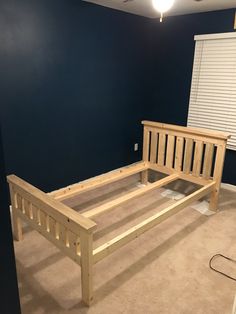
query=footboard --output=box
[8,175,97,304]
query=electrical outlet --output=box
[134,143,139,151]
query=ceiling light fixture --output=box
[152,0,175,22]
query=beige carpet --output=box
[14,174,236,314]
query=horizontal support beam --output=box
[93,181,215,264]
[82,174,179,219]
[49,162,148,201]
[15,208,81,265]
[148,163,213,186]
[142,120,231,141]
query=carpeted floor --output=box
[14,174,236,314]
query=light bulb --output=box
[152,0,175,13]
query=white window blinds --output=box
[187,32,236,150]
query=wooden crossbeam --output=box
[93,181,215,264]
[148,163,212,186]
[49,162,148,201]
[82,174,179,219]
[142,121,231,141]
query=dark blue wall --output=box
[147,9,236,184]
[0,0,151,191]
[0,125,21,313]
[0,1,235,190]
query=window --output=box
[187,32,236,150]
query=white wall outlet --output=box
[134,143,139,151]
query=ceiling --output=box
[83,0,236,19]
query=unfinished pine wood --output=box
[9,185,23,241]
[82,174,179,218]
[16,194,23,212]
[50,161,148,201]
[142,127,150,161]
[183,138,194,174]
[174,137,184,171]
[192,141,204,177]
[140,170,149,185]
[165,135,175,168]
[141,127,150,184]
[80,230,93,306]
[24,200,33,219]
[7,175,96,232]
[32,204,41,225]
[145,125,226,146]
[209,143,227,211]
[68,230,80,254]
[49,216,57,237]
[202,143,214,179]
[8,120,230,307]
[15,207,81,265]
[40,210,48,231]
[150,131,158,163]
[59,224,69,247]
[142,120,231,141]
[32,205,40,225]
[148,162,212,186]
[157,133,166,166]
[93,181,215,264]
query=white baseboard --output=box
[221,183,236,192]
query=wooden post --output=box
[141,126,149,184]
[9,184,23,241]
[10,184,23,241]
[80,229,94,306]
[209,143,227,211]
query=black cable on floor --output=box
[209,254,236,282]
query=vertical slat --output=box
[59,224,69,247]
[183,138,194,174]
[80,230,94,306]
[24,200,33,219]
[174,137,184,171]
[21,198,25,214]
[49,216,57,237]
[68,230,80,254]
[32,205,40,225]
[202,143,214,179]
[157,133,166,166]
[40,210,49,231]
[29,203,33,219]
[209,143,227,211]
[55,222,60,240]
[150,132,158,163]
[141,126,150,184]
[16,194,23,212]
[142,127,150,162]
[192,141,204,176]
[166,135,175,168]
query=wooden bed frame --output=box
[8,120,230,306]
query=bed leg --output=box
[9,184,23,241]
[141,170,148,185]
[80,230,93,306]
[209,189,219,212]
[209,144,226,212]
[12,211,23,241]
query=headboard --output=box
[142,120,230,185]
